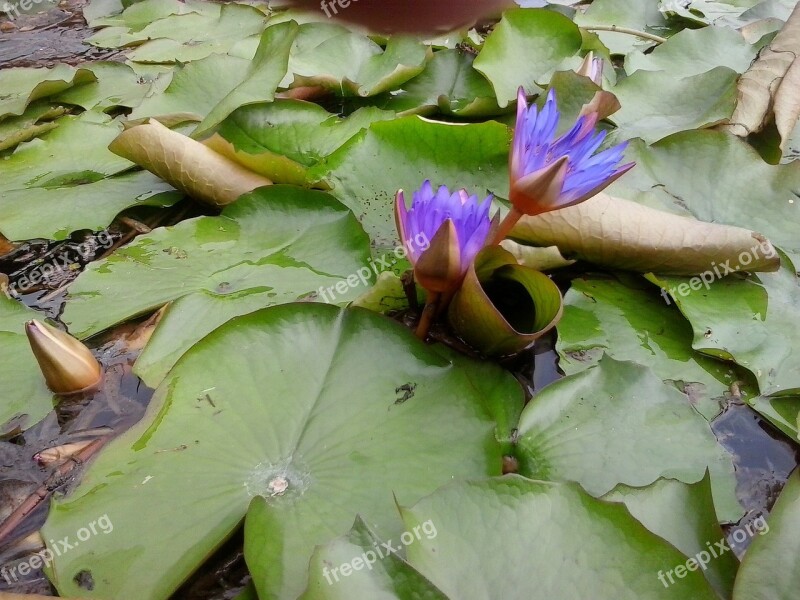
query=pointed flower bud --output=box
[576,51,604,85]
[509,88,634,217]
[395,181,493,294]
[25,319,102,395]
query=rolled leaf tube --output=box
[448,246,563,356]
[109,119,272,207]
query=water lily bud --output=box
[25,319,102,395]
[576,51,604,85]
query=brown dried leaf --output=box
[510,192,780,275]
[108,119,271,207]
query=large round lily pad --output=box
[42,303,522,600]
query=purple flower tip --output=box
[395,181,493,271]
[511,87,633,214]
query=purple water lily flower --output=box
[395,181,495,337]
[396,181,493,274]
[509,87,634,217]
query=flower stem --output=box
[490,206,523,246]
[582,25,667,44]
[415,292,441,339]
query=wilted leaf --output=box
[723,3,800,150]
[510,192,779,275]
[448,246,563,356]
[615,130,800,264]
[108,118,272,207]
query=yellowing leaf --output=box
[510,192,780,275]
[108,119,271,206]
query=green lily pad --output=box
[384,48,504,117]
[302,516,448,599]
[625,26,758,78]
[193,21,298,137]
[397,477,718,599]
[88,1,269,63]
[280,23,429,96]
[574,0,671,55]
[0,171,178,242]
[322,116,510,249]
[747,395,800,441]
[611,67,738,144]
[473,8,583,107]
[52,62,153,112]
[612,130,800,263]
[732,468,800,600]
[63,186,374,386]
[604,474,739,599]
[0,102,64,152]
[558,276,743,420]
[544,70,608,132]
[129,53,252,122]
[43,303,521,600]
[0,113,132,192]
[203,100,394,186]
[659,0,764,26]
[514,355,740,521]
[88,0,210,29]
[0,294,55,430]
[0,65,96,120]
[0,112,179,240]
[647,252,800,397]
